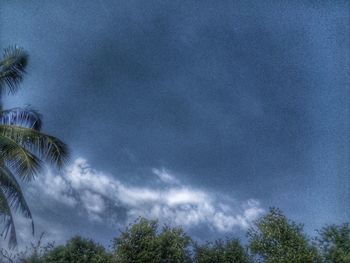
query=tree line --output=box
[1,208,349,263]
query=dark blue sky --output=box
[1,0,349,246]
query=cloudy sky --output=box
[0,0,349,247]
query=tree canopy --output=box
[0,212,349,262]
[194,238,251,263]
[317,224,350,263]
[247,208,321,263]
[113,218,192,263]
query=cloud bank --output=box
[26,158,263,235]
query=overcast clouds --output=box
[15,158,263,246]
[0,0,349,247]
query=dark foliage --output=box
[248,208,321,263]
[113,218,192,263]
[0,211,347,262]
[316,224,350,263]
[36,236,113,263]
[194,238,251,263]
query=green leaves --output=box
[41,236,114,263]
[0,134,43,182]
[0,108,43,131]
[0,166,34,248]
[0,46,69,248]
[0,166,33,222]
[247,208,321,263]
[0,123,69,247]
[0,189,17,248]
[316,224,350,263]
[113,218,192,263]
[194,239,251,263]
[0,125,69,175]
[0,46,28,95]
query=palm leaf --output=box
[0,46,28,95]
[0,166,34,235]
[0,107,42,130]
[0,189,17,248]
[0,135,43,181]
[0,125,69,169]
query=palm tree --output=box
[0,46,69,247]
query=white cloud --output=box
[13,213,73,251]
[152,168,180,184]
[29,158,264,232]
[81,191,105,214]
[28,167,77,207]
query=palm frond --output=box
[0,135,42,181]
[0,107,42,130]
[0,46,28,95]
[0,166,33,235]
[0,189,17,248]
[0,125,69,169]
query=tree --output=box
[194,238,251,263]
[37,236,113,263]
[0,46,69,247]
[316,224,350,263]
[113,218,192,263]
[247,208,321,263]
[157,225,192,263]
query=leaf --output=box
[0,165,34,235]
[0,134,43,181]
[0,189,17,248]
[0,125,69,170]
[0,107,42,131]
[0,46,28,95]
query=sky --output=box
[0,0,349,248]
